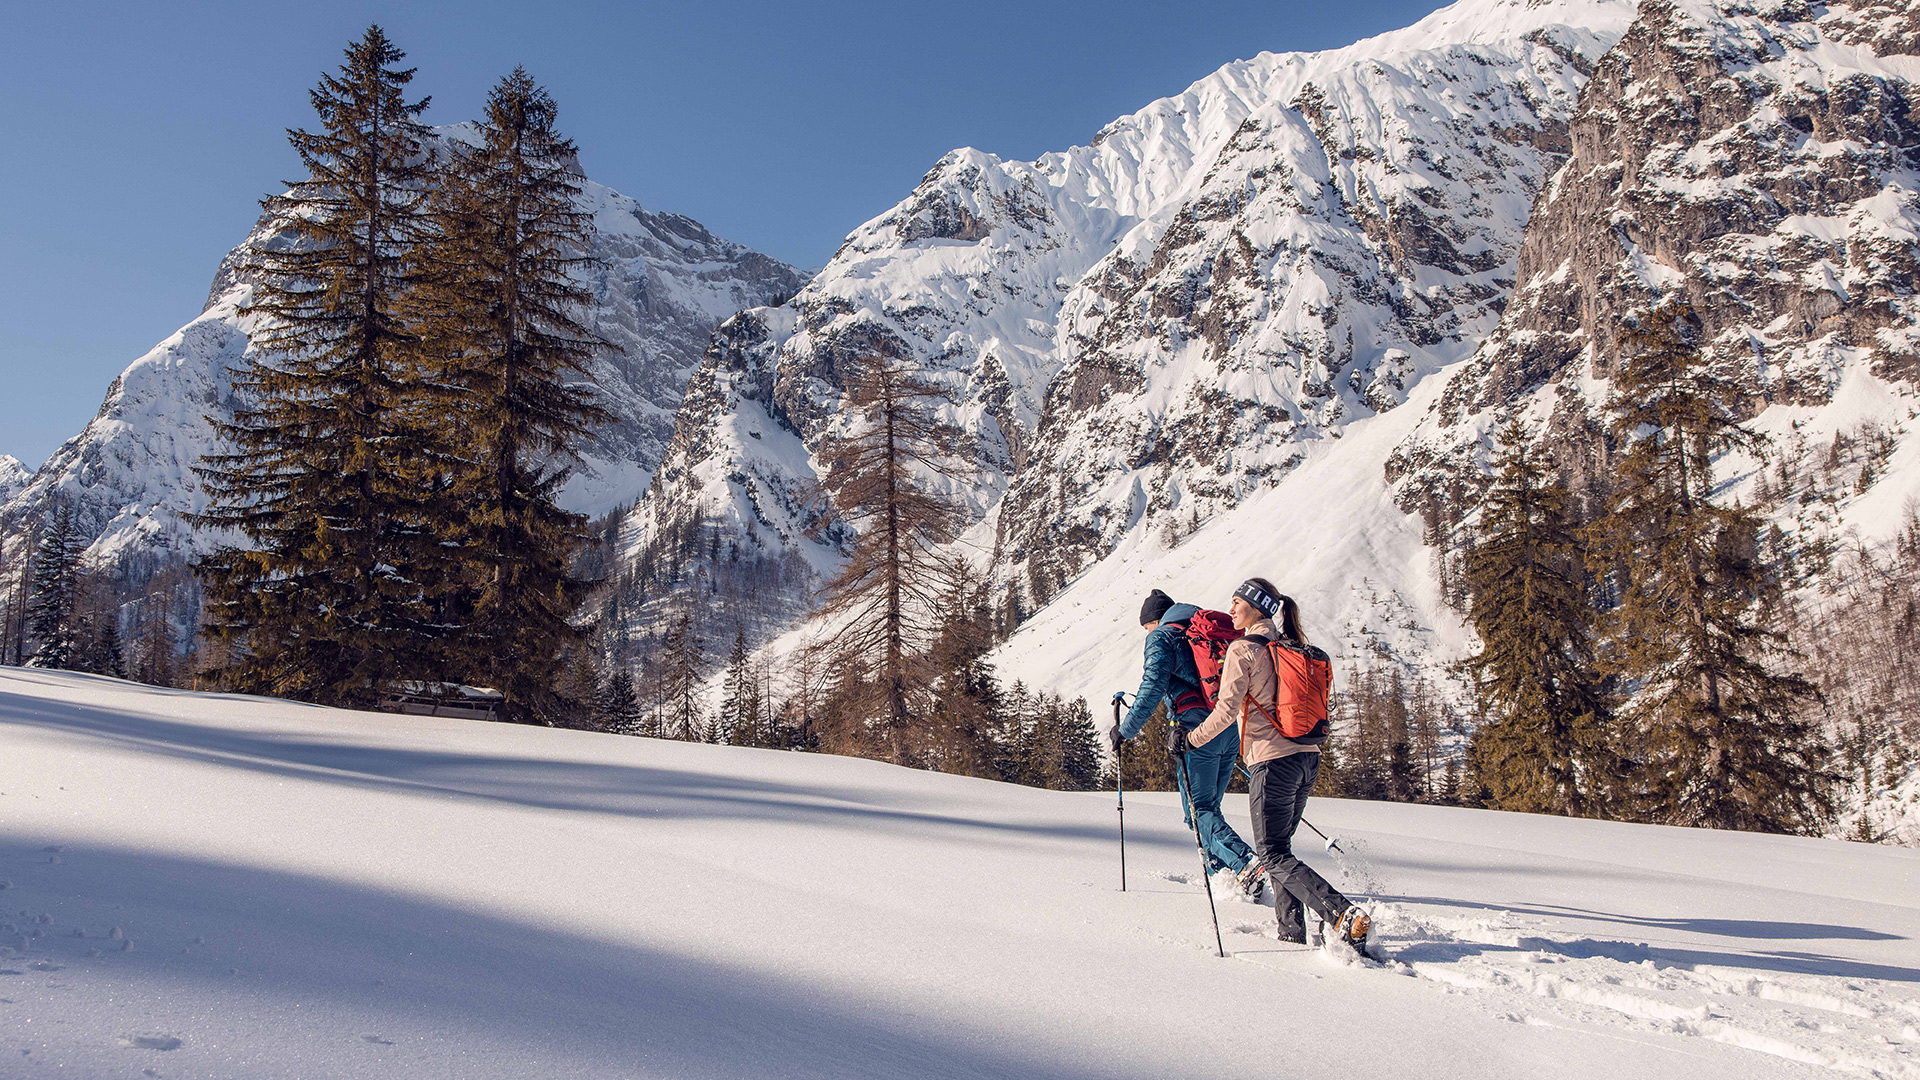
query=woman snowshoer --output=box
[1185,579,1370,948]
[1110,588,1264,900]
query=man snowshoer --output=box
[1185,578,1370,950]
[1108,589,1264,900]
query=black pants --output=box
[1249,754,1350,943]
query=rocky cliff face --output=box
[633,0,1636,602]
[997,3,1629,598]
[0,130,805,568]
[1390,0,1920,507]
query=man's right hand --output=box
[1106,723,1124,753]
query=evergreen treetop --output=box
[1599,299,1828,834]
[415,66,607,722]
[196,25,454,708]
[1464,417,1622,817]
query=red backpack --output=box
[1169,609,1241,714]
[1244,635,1331,743]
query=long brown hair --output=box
[1248,576,1306,644]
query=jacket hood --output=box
[1160,602,1199,625]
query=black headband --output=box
[1234,580,1282,619]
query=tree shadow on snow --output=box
[0,836,1142,1080]
[0,685,1169,854]
[1381,895,1920,984]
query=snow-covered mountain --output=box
[1375,0,1920,838]
[635,0,1635,654]
[642,0,1920,839]
[0,455,28,506]
[1392,0,1920,507]
[0,130,805,567]
[6,666,1917,1078]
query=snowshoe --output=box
[1234,862,1267,903]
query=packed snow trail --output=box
[2,670,1916,1078]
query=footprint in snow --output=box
[362,1035,394,1045]
[120,1035,182,1051]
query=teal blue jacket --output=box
[1120,603,1209,738]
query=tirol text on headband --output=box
[1233,580,1281,619]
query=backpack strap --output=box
[1237,634,1283,739]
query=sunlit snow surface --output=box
[2,669,1916,1079]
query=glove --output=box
[1166,719,1191,757]
[1106,723,1124,753]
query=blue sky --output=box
[2,0,1445,469]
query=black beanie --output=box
[1140,589,1175,626]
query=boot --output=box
[1332,905,1371,950]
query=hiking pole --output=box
[1111,692,1127,892]
[1235,761,1343,854]
[1174,728,1226,958]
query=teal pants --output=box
[1176,718,1256,874]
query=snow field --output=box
[2,668,1917,1078]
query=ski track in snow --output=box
[3,668,1919,1078]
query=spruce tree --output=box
[1597,299,1827,833]
[1464,417,1622,816]
[1058,697,1102,791]
[719,627,755,745]
[416,67,607,722]
[196,26,452,708]
[811,345,971,763]
[660,612,703,740]
[919,565,1003,777]
[602,667,641,735]
[1023,695,1068,788]
[25,505,82,670]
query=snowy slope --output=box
[992,347,1472,718]
[0,130,805,566]
[4,668,1918,1078]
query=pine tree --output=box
[25,505,82,670]
[1116,699,1179,792]
[1464,417,1622,817]
[416,67,608,723]
[719,627,755,745]
[810,345,971,763]
[1597,299,1828,834]
[1382,671,1420,801]
[77,608,126,679]
[1023,695,1068,788]
[601,667,641,735]
[918,565,1003,776]
[660,612,703,740]
[196,26,453,709]
[1058,697,1103,791]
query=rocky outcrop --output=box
[1392,0,1920,507]
[997,4,1628,592]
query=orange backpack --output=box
[1243,635,1331,744]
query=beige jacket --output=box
[1186,618,1318,765]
